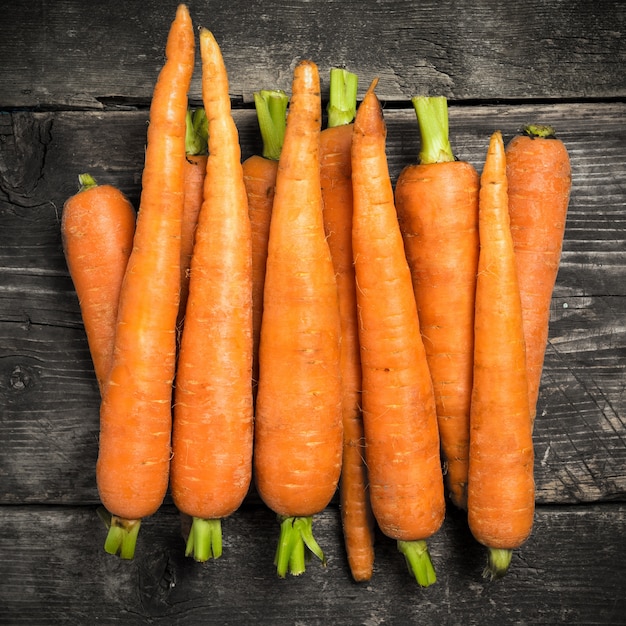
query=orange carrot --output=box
[506,124,571,426]
[61,174,136,394]
[351,80,445,587]
[96,4,195,559]
[467,130,535,580]
[320,68,375,582]
[242,89,288,396]
[253,59,343,578]
[394,96,480,511]
[178,108,208,329]
[170,27,254,563]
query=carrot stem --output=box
[274,516,326,578]
[101,513,141,560]
[327,68,358,128]
[185,517,223,562]
[254,89,288,160]
[185,108,208,156]
[484,547,513,581]
[77,172,98,192]
[397,540,437,587]
[522,123,557,139]
[411,96,455,164]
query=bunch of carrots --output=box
[61,3,571,583]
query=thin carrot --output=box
[253,59,343,578]
[170,27,254,563]
[505,124,571,426]
[351,80,445,587]
[242,88,288,396]
[178,108,208,329]
[320,68,375,582]
[394,96,480,511]
[96,4,195,560]
[61,174,136,394]
[467,130,535,580]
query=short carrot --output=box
[394,96,480,511]
[170,27,254,563]
[505,124,571,427]
[96,4,195,559]
[320,68,375,582]
[351,80,445,587]
[253,59,343,578]
[242,88,288,396]
[61,174,136,394]
[178,108,208,329]
[467,130,535,580]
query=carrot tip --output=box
[397,540,437,587]
[274,516,326,578]
[100,510,141,560]
[483,547,513,581]
[185,517,223,562]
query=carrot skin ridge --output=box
[170,27,254,560]
[321,68,375,583]
[395,96,479,510]
[467,130,535,579]
[351,79,444,586]
[96,4,195,557]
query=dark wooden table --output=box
[1,1,625,624]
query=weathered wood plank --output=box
[0,504,624,625]
[1,0,624,108]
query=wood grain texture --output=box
[0,0,624,108]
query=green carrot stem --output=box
[483,547,513,580]
[78,173,98,192]
[326,68,358,128]
[411,95,455,164]
[101,512,141,560]
[253,89,289,161]
[523,123,557,139]
[185,517,223,562]
[185,108,209,156]
[397,539,437,587]
[274,515,326,578]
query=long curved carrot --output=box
[61,174,136,394]
[395,96,480,511]
[96,4,195,560]
[351,80,445,587]
[320,68,375,582]
[178,108,208,329]
[505,124,571,427]
[467,130,535,580]
[242,88,288,396]
[253,59,343,578]
[170,27,254,563]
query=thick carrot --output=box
[320,68,375,582]
[253,59,343,578]
[394,96,480,511]
[61,173,136,394]
[178,108,208,329]
[96,4,195,560]
[351,80,445,587]
[242,88,288,396]
[170,27,254,563]
[467,130,535,580]
[506,124,571,427]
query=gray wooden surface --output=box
[1,1,625,624]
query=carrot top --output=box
[77,172,99,192]
[411,96,455,164]
[185,108,208,156]
[326,67,358,128]
[522,123,557,139]
[254,89,288,160]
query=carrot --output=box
[320,68,375,582]
[394,96,480,511]
[242,88,288,396]
[96,4,195,560]
[170,27,254,563]
[253,59,343,578]
[61,173,136,394]
[505,124,571,426]
[351,80,445,587]
[178,107,208,329]
[467,130,535,580]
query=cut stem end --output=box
[274,515,326,578]
[397,539,437,587]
